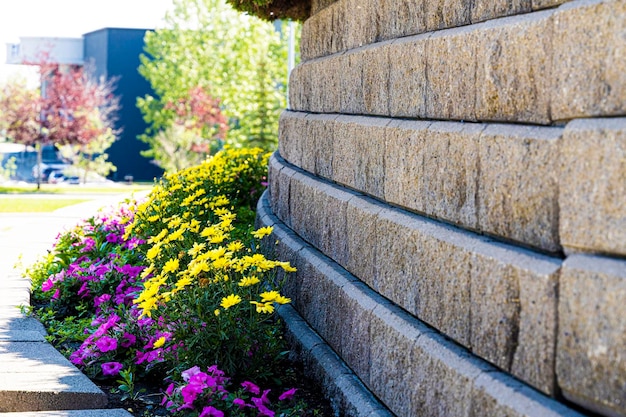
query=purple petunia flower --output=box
[101,361,123,376]
[198,406,224,417]
[120,332,136,348]
[241,381,260,395]
[95,336,117,353]
[278,388,298,401]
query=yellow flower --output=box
[227,241,244,252]
[146,243,162,260]
[153,336,166,348]
[163,258,180,274]
[251,301,275,314]
[214,309,220,316]
[252,226,273,239]
[277,261,297,273]
[209,234,227,244]
[220,294,242,309]
[168,227,186,242]
[175,276,192,290]
[260,291,291,305]
[238,276,260,287]
[188,242,206,257]
[148,229,168,244]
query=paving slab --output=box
[0,409,132,416]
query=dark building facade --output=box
[83,28,163,182]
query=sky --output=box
[0,0,174,83]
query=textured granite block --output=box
[369,305,426,416]
[551,0,626,120]
[278,111,307,167]
[388,35,429,118]
[471,0,531,23]
[288,172,322,245]
[362,40,392,115]
[558,254,626,417]
[425,26,478,121]
[311,0,339,15]
[475,11,553,124]
[424,0,471,30]
[307,113,338,179]
[378,0,426,39]
[559,118,626,256]
[339,51,364,114]
[336,281,378,384]
[345,196,386,288]
[301,6,333,61]
[287,63,310,112]
[383,119,432,209]
[374,208,473,346]
[332,116,388,199]
[316,181,353,267]
[418,122,483,227]
[470,243,560,394]
[471,371,585,416]
[477,124,562,253]
[268,153,294,226]
[343,0,378,52]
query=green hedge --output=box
[227,0,311,21]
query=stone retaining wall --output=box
[258,0,626,416]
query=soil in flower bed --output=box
[95,358,335,416]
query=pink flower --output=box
[120,332,136,348]
[101,361,123,376]
[198,406,224,417]
[233,398,248,409]
[181,366,202,382]
[241,381,260,395]
[251,398,275,417]
[95,336,117,353]
[41,278,55,292]
[278,388,297,401]
[181,382,203,405]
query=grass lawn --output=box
[0,197,90,213]
[0,183,154,195]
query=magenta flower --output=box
[94,294,111,308]
[41,278,55,292]
[95,336,117,353]
[278,388,297,401]
[101,361,123,376]
[120,332,136,348]
[251,398,275,417]
[199,406,224,417]
[233,398,248,409]
[181,382,204,406]
[241,381,260,395]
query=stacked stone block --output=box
[261,0,626,416]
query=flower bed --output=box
[26,147,329,416]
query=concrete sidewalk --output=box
[0,193,143,416]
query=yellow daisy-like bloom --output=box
[277,261,297,273]
[251,301,275,314]
[174,276,192,290]
[227,241,244,252]
[168,226,186,242]
[140,263,155,279]
[153,336,166,348]
[147,214,160,222]
[220,294,242,309]
[163,258,180,274]
[188,242,206,257]
[209,234,227,244]
[148,229,168,244]
[252,226,273,239]
[238,276,260,287]
[146,243,162,260]
[214,309,220,316]
[260,290,291,305]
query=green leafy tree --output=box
[137,0,297,165]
